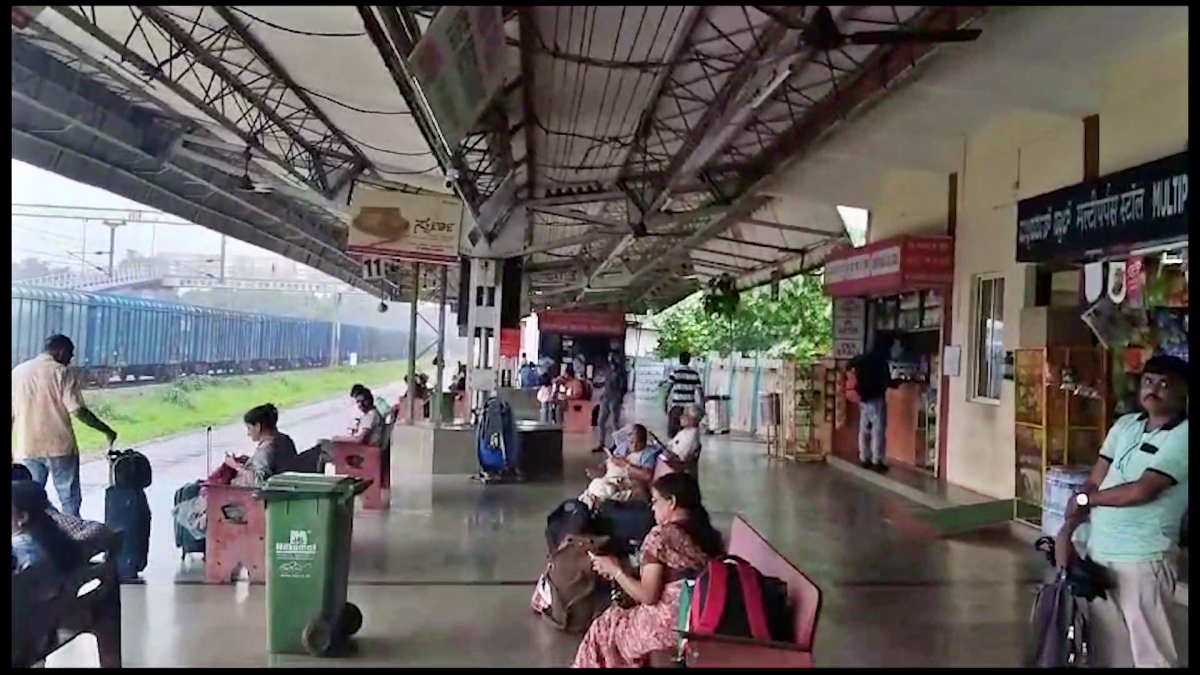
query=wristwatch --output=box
[1074,492,1091,508]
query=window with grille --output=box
[972,275,1005,402]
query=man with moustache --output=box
[1055,354,1188,668]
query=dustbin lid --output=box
[261,472,361,498]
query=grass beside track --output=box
[61,360,412,457]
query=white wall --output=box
[860,27,1188,499]
[943,30,1188,499]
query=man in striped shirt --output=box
[666,351,704,438]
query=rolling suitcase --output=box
[174,480,206,559]
[104,447,152,582]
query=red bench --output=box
[203,483,267,584]
[328,414,394,510]
[677,515,822,668]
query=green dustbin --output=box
[260,472,369,657]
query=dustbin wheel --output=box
[302,618,334,657]
[339,602,363,637]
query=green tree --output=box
[650,274,831,360]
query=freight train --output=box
[11,285,408,387]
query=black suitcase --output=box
[593,501,655,556]
[104,447,152,581]
[546,499,593,553]
[105,486,151,581]
[173,480,206,558]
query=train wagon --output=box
[11,285,408,386]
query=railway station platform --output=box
[43,398,1187,668]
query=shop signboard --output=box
[823,235,953,297]
[1016,151,1188,263]
[407,6,506,151]
[347,190,464,265]
[832,298,866,359]
[537,310,626,337]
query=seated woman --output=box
[223,404,298,488]
[335,388,386,448]
[12,480,83,574]
[573,472,723,668]
[579,424,662,509]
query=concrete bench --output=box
[203,483,267,584]
[675,515,822,668]
[11,529,123,668]
[561,400,597,435]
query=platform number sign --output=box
[362,258,388,280]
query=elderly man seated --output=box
[578,424,664,509]
[662,403,703,475]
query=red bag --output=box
[207,463,237,486]
[688,556,793,643]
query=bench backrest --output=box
[652,456,677,482]
[727,515,822,652]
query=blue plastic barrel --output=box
[1041,466,1090,536]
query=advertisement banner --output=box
[347,190,463,265]
[1016,151,1188,263]
[537,311,626,337]
[408,6,506,151]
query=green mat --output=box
[908,500,1015,536]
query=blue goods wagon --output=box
[12,286,406,386]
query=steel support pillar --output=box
[433,264,448,426]
[406,262,421,424]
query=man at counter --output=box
[1054,354,1188,668]
[852,335,897,472]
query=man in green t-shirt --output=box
[1056,355,1188,668]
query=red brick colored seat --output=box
[677,515,822,668]
[202,483,266,584]
[328,413,394,511]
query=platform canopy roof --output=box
[11,6,1186,309]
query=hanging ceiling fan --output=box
[758,6,983,50]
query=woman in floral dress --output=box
[572,472,724,668]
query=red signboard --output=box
[537,310,626,337]
[499,328,522,359]
[823,235,954,298]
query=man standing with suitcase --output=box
[1055,355,1188,668]
[12,335,118,518]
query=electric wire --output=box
[229,7,365,38]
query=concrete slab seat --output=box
[202,483,267,584]
[667,515,823,668]
[561,401,597,435]
[12,529,123,668]
[329,415,395,510]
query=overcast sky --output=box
[11,159,281,270]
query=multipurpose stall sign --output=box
[348,190,464,265]
[407,6,506,151]
[823,235,954,298]
[537,311,626,337]
[832,298,867,359]
[1016,151,1188,263]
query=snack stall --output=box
[1013,150,1188,527]
[821,235,955,475]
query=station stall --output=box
[820,235,956,475]
[1012,150,1189,527]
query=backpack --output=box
[678,556,793,644]
[530,535,612,635]
[477,397,518,476]
[108,449,152,489]
[546,499,594,553]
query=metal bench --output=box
[12,529,123,668]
